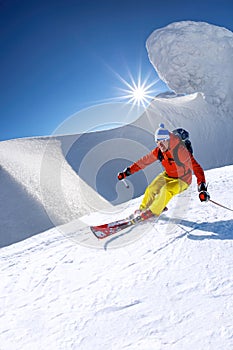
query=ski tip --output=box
[90,226,107,239]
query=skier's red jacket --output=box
[129,133,206,186]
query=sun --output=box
[116,70,159,108]
[133,86,146,101]
[126,81,152,106]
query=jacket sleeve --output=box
[129,148,159,174]
[190,154,206,185]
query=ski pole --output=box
[122,179,129,189]
[209,199,233,212]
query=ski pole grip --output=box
[118,172,125,180]
[117,167,131,181]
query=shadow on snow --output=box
[177,218,233,240]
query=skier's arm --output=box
[117,148,159,180]
[129,148,159,174]
[190,154,206,185]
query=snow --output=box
[0,21,233,349]
[1,166,233,349]
[146,21,233,113]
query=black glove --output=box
[117,167,131,180]
[198,182,210,202]
[199,191,210,202]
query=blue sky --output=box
[1,0,233,140]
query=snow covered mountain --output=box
[0,21,233,349]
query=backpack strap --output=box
[157,144,182,165]
[173,142,192,180]
[172,143,183,168]
[158,141,192,168]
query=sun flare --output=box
[116,71,159,108]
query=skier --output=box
[118,123,210,220]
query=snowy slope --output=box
[0,165,233,350]
[0,20,233,349]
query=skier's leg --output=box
[139,172,167,211]
[149,176,189,216]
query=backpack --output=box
[172,128,193,155]
[158,128,193,167]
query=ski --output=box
[90,216,147,239]
[90,207,168,239]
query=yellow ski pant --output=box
[139,171,189,216]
